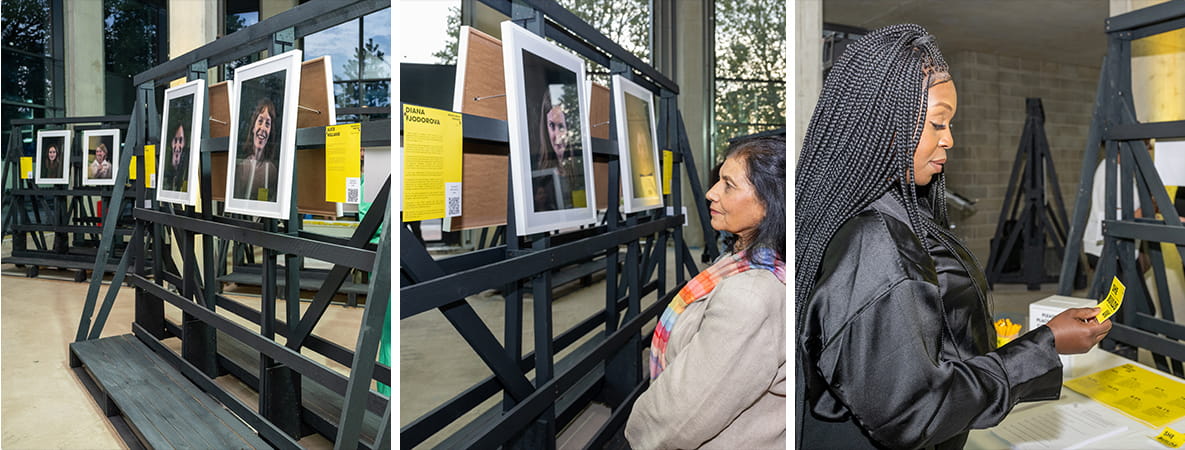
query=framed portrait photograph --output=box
[157,79,206,205]
[502,21,596,236]
[35,129,71,185]
[81,129,121,186]
[223,49,302,219]
[612,75,664,213]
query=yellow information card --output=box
[20,157,33,179]
[1157,427,1185,448]
[325,123,362,203]
[662,150,673,195]
[129,145,156,188]
[1065,363,1185,428]
[402,104,462,222]
[1097,276,1126,323]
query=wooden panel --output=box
[589,82,610,140]
[455,26,507,120]
[209,81,231,138]
[594,160,609,210]
[212,152,228,202]
[295,148,341,217]
[443,142,509,231]
[298,57,333,129]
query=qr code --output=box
[446,197,461,216]
[445,182,462,217]
[345,177,361,204]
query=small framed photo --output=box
[35,130,71,185]
[612,75,663,213]
[82,129,121,186]
[157,79,206,205]
[224,49,302,219]
[502,21,596,236]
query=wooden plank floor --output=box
[70,334,271,449]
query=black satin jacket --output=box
[796,193,1063,449]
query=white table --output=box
[968,348,1185,449]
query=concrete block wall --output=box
[942,50,1101,262]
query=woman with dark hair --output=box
[234,97,278,200]
[626,136,786,449]
[163,123,189,192]
[531,86,583,211]
[90,142,112,179]
[42,144,63,179]
[796,24,1111,449]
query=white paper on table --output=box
[1154,139,1185,187]
[989,401,1130,449]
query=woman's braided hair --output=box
[795,24,950,324]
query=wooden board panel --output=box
[454,26,507,120]
[443,142,509,231]
[594,160,609,210]
[209,81,231,138]
[298,57,333,129]
[589,82,610,140]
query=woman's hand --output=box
[1046,307,1112,354]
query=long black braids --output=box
[795,24,949,326]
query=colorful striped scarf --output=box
[650,247,785,380]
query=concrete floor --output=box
[1,242,376,448]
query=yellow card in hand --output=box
[1097,276,1125,322]
[1158,427,1185,448]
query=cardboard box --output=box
[1029,295,1097,377]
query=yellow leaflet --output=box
[1065,363,1185,428]
[325,123,362,203]
[1097,276,1126,322]
[20,157,33,179]
[1157,428,1185,448]
[402,104,462,222]
[662,150,673,195]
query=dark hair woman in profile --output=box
[795,24,1112,449]
[627,136,786,449]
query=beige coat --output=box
[625,269,786,449]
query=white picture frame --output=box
[224,49,302,219]
[35,129,71,185]
[502,20,596,236]
[81,129,121,186]
[612,75,664,213]
[156,79,206,205]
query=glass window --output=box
[2,0,62,155]
[305,7,391,121]
[104,0,167,115]
[557,0,651,85]
[713,0,785,160]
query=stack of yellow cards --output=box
[1066,363,1185,428]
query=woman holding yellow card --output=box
[795,25,1113,449]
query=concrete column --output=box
[793,1,823,161]
[669,0,710,248]
[64,0,104,116]
[169,0,219,60]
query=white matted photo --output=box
[502,20,596,236]
[157,79,206,205]
[82,129,121,186]
[35,129,71,185]
[612,75,663,213]
[224,49,302,219]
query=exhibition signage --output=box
[402,104,462,222]
[325,123,362,204]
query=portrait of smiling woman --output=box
[234,97,279,201]
[795,24,1112,449]
[626,136,786,449]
